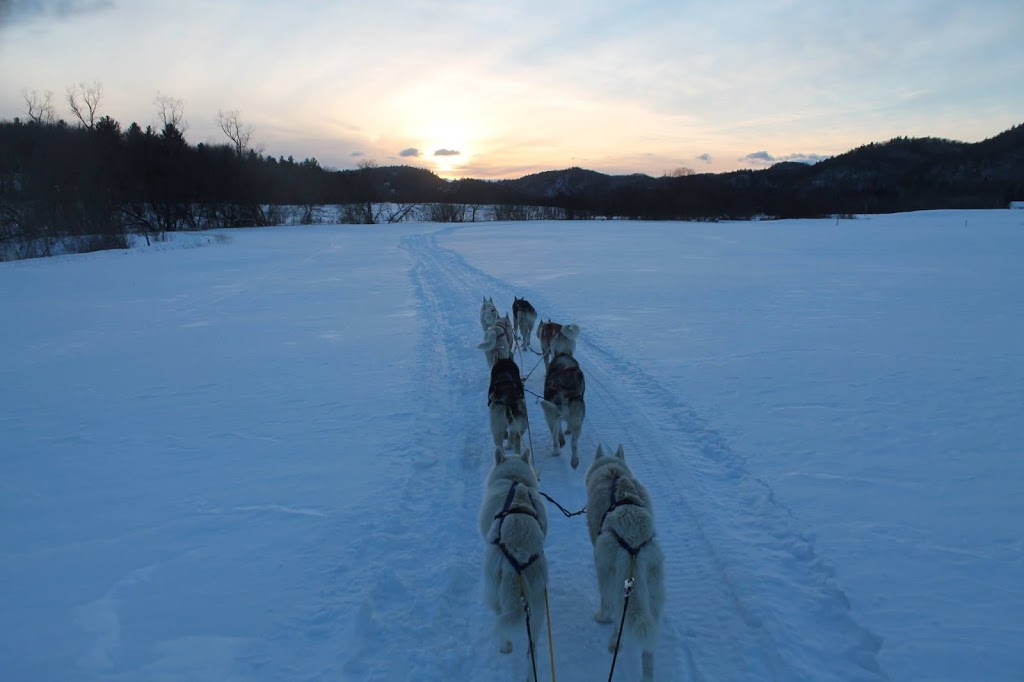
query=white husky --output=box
[478,313,515,368]
[479,448,549,659]
[585,444,665,682]
[480,296,498,333]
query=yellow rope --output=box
[545,587,556,682]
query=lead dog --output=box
[585,444,665,682]
[538,352,585,469]
[512,297,537,349]
[479,447,548,658]
[481,296,498,333]
[478,313,515,368]
[487,357,529,453]
[536,320,579,369]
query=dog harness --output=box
[544,353,585,402]
[488,360,524,407]
[491,481,543,574]
[598,475,654,557]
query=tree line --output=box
[3,84,1023,260]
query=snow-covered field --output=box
[2,210,1021,681]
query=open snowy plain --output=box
[2,210,1022,681]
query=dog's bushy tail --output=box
[625,541,665,651]
[496,559,548,635]
[478,329,496,351]
[560,323,580,341]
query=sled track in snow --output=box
[389,228,887,681]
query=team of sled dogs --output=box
[477,296,665,682]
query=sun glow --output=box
[420,118,478,177]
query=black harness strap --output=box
[492,481,543,574]
[598,475,654,556]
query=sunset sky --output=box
[1,0,1022,179]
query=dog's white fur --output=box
[585,444,665,682]
[480,296,498,333]
[478,313,514,368]
[490,400,529,454]
[479,448,549,657]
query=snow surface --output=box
[1,210,1022,681]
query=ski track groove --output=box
[340,227,887,681]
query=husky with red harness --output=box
[536,319,579,370]
[538,351,586,469]
[479,447,549,661]
[585,444,664,682]
[487,356,529,454]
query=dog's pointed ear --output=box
[494,447,504,465]
[521,448,531,464]
[596,444,605,459]
[615,444,625,460]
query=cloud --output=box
[399,147,420,158]
[0,0,115,24]
[350,151,365,158]
[740,151,776,167]
[740,150,829,167]
[697,153,713,164]
[433,148,460,157]
[780,153,830,165]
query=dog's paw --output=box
[558,433,566,447]
[571,453,579,469]
[594,609,613,624]
[500,639,513,654]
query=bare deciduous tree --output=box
[66,81,103,129]
[215,109,259,157]
[22,88,56,124]
[154,92,187,133]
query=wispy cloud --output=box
[1,0,115,25]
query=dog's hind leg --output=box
[567,400,585,469]
[489,406,507,450]
[538,399,562,455]
[641,650,654,681]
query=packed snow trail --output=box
[357,227,887,681]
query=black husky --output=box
[539,352,585,468]
[488,357,529,453]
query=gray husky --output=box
[585,444,665,682]
[479,313,515,369]
[479,447,549,657]
[536,320,579,369]
[512,297,537,349]
[538,352,585,469]
[487,357,529,453]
